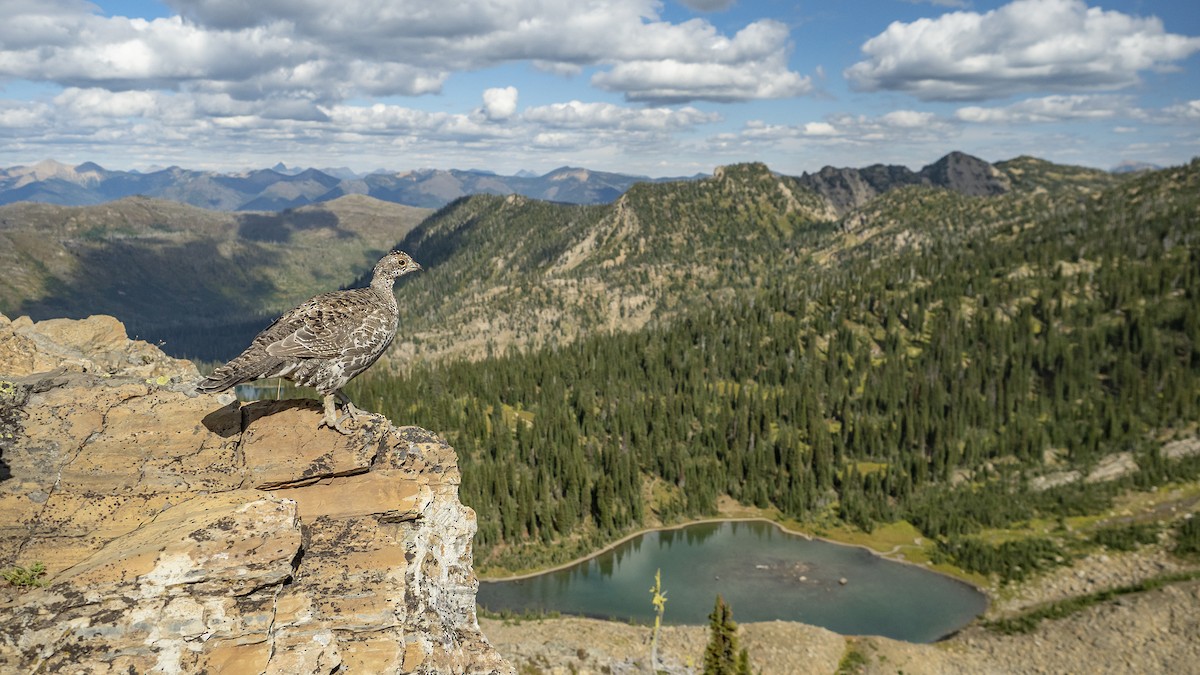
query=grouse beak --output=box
[413,262,423,272]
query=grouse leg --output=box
[320,392,355,435]
[334,389,368,419]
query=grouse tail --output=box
[195,368,246,393]
[195,346,277,394]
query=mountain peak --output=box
[712,162,773,180]
[918,151,1010,196]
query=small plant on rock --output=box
[3,562,47,588]
[649,568,668,672]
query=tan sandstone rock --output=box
[0,312,197,380]
[0,314,510,674]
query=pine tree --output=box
[703,594,751,675]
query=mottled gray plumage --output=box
[197,250,421,433]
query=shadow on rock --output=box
[201,398,322,438]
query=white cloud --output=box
[481,86,519,121]
[802,122,838,136]
[0,82,723,173]
[523,101,720,130]
[739,110,952,144]
[593,58,811,103]
[879,110,939,128]
[0,101,53,130]
[846,0,1200,101]
[0,0,816,172]
[0,0,811,106]
[1161,100,1200,121]
[591,18,811,102]
[694,110,972,173]
[955,95,1137,123]
[321,103,504,142]
[53,88,161,120]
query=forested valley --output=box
[344,158,1200,579]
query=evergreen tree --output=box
[703,594,751,675]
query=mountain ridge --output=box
[0,151,1119,214]
[0,159,690,211]
[378,153,1137,365]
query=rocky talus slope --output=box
[0,313,510,674]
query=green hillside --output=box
[383,163,838,363]
[347,159,1200,575]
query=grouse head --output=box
[372,250,422,285]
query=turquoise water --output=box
[477,520,988,643]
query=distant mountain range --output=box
[2,153,1136,215]
[0,160,695,211]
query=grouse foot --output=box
[321,392,362,435]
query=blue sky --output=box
[1,0,1197,176]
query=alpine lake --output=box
[477,520,988,643]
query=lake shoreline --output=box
[479,516,988,608]
[479,517,794,584]
[478,517,989,641]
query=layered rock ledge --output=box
[0,313,510,674]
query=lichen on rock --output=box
[0,312,511,674]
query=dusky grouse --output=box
[196,250,422,433]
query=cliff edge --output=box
[0,312,511,674]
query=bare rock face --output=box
[0,312,198,380]
[0,313,510,674]
[796,151,1012,217]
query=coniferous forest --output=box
[345,159,1200,577]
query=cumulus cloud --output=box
[0,101,53,130]
[738,110,954,145]
[481,87,519,121]
[592,20,811,103]
[846,0,1200,101]
[523,101,720,130]
[0,82,724,173]
[955,95,1138,123]
[1160,100,1200,122]
[53,88,161,120]
[0,0,813,107]
[801,122,838,136]
[0,0,816,171]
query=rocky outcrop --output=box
[797,151,1011,216]
[0,313,510,674]
[796,163,927,215]
[918,151,1011,198]
[0,313,197,381]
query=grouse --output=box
[196,250,422,433]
